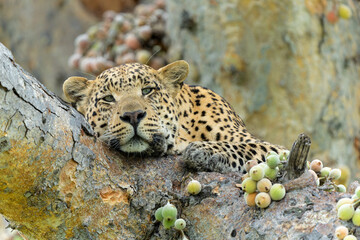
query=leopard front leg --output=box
[182,142,234,173]
[183,141,285,173]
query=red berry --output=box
[68,53,82,68]
[326,11,338,24]
[125,33,141,50]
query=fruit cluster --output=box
[155,202,186,230]
[335,225,358,240]
[336,186,360,227]
[68,0,169,74]
[241,150,289,208]
[308,159,345,192]
[154,179,202,232]
[326,3,353,24]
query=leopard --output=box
[63,60,285,173]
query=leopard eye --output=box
[142,87,154,96]
[102,95,115,102]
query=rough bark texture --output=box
[285,134,311,181]
[1,43,359,239]
[166,0,360,178]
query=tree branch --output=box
[0,43,349,239]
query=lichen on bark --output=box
[0,43,358,239]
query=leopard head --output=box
[63,60,189,156]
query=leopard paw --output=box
[182,142,233,173]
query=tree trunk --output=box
[0,43,357,239]
[166,0,360,179]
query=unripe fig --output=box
[79,58,95,73]
[257,162,268,170]
[343,235,357,240]
[336,198,353,210]
[269,184,286,201]
[187,179,202,195]
[355,186,360,198]
[124,33,141,50]
[336,184,346,193]
[266,154,280,169]
[337,203,355,220]
[163,217,176,229]
[265,151,278,158]
[136,50,152,64]
[155,207,164,221]
[68,53,82,69]
[174,218,186,230]
[279,150,290,161]
[87,25,99,40]
[309,159,323,173]
[320,167,331,178]
[255,192,271,209]
[335,166,350,186]
[264,165,278,180]
[242,178,257,194]
[137,25,152,41]
[244,160,258,172]
[257,178,272,193]
[335,225,348,240]
[162,202,177,221]
[250,165,265,181]
[75,34,90,50]
[120,20,133,33]
[329,168,342,180]
[352,208,360,226]
[244,192,257,207]
[338,4,352,19]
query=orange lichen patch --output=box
[0,134,68,238]
[305,0,327,14]
[100,186,129,205]
[212,185,220,195]
[59,159,78,203]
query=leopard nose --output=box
[120,110,146,128]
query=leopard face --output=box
[63,61,189,156]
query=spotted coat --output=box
[63,60,285,173]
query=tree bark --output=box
[166,0,360,179]
[285,133,311,181]
[0,43,356,239]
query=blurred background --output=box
[0,0,360,238]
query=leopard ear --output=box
[158,60,189,97]
[63,76,92,113]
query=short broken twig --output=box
[284,133,311,181]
